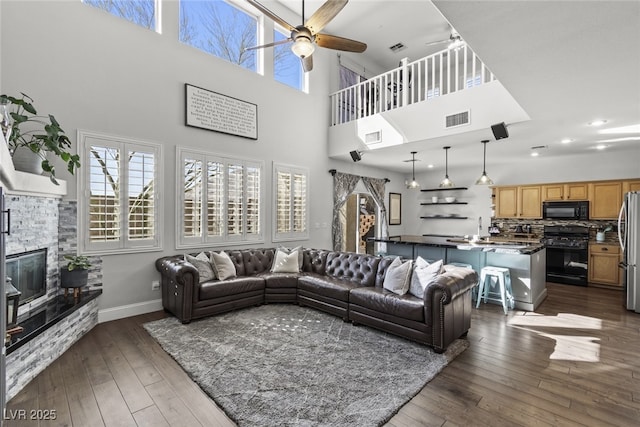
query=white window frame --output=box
[272,162,309,242]
[176,147,265,249]
[77,130,163,255]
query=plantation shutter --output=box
[273,164,309,242]
[276,171,292,233]
[88,145,121,247]
[246,163,261,238]
[293,173,307,232]
[127,149,156,242]
[207,160,224,238]
[227,163,244,238]
[183,157,203,239]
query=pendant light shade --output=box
[439,146,455,188]
[406,151,420,189]
[475,140,494,185]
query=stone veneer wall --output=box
[4,195,102,401]
[5,298,99,400]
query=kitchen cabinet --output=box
[623,180,640,194]
[588,244,622,287]
[542,183,588,201]
[494,186,541,218]
[589,181,622,219]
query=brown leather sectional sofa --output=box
[155,248,477,352]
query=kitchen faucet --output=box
[478,216,482,237]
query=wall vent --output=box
[445,110,470,128]
[364,130,382,145]
[389,42,406,53]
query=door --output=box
[343,193,378,254]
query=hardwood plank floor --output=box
[5,283,640,426]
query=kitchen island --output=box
[371,235,547,311]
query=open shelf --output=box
[420,187,468,192]
[420,202,468,205]
[420,216,468,219]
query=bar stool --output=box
[476,266,514,315]
[449,262,478,301]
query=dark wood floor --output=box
[6,283,640,426]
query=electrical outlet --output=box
[151,280,160,291]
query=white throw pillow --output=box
[409,257,445,299]
[184,252,216,283]
[382,257,413,295]
[271,248,301,273]
[276,246,303,269]
[210,251,237,281]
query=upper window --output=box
[83,0,158,31]
[274,26,304,91]
[78,130,162,255]
[273,163,309,242]
[179,0,258,72]
[178,147,264,248]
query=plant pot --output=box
[60,268,88,289]
[12,147,44,175]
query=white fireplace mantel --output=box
[0,133,67,197]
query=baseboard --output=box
[98,298,163,323]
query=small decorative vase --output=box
[596,232,605,242]
[12,147,44,175]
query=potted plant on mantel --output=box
[60,255,92,298]
[0,92,81,185]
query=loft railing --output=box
[329,44,496,126]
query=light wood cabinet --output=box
[589,181,623,219]
[494,186,541,218]
[623,180,640,194]
[588,244,622,287]
[542,183,588,201]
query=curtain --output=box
[362,176,389,240]
[331,172,361,251]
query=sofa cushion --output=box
[350,287,425,322]
[298,274,362,301]
[199,277,265,300]
[302,249,329,275]
[382,257,413,295]
[258,272,299,289]
[185,252,215,283]
[409,257,444,299]
[325,252,380,287]
[242,249,275,275]
[271,248,301,273]
[210,251,237,280]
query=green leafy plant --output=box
[63,255,92,271]
[0,92,81,185]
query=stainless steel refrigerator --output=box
[619,191,640,313]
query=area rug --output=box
[143,304,468,426]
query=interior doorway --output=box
[343,192,378,254]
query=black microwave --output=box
[542,201,589,220]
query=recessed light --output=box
[595,144,607,150]
[427,164,434,168]
[588,119,608,126]
[561,138,573,144]
[531,152,540,157]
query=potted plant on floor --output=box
[0,92,81,185]
[60,255,92,298]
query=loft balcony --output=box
[328,45,530,157]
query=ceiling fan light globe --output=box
[291,37,315,58]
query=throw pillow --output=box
[409,257,444,299]
[276,246,303,269]
[271,248,301,273]
[382,257,413,295]
[210,251,237,281]
[184,252,216,283]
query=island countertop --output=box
[370,234,545,255]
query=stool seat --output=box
[476,266,514,315]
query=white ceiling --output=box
[276,0,640,174]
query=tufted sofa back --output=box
[302,249,329,275]
[325,252,380,287]
[374,256,395,288]
[242,249,275,275]
[224,250,246,276]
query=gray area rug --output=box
[144,304,468,427]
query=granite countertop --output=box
[372,235,545,255]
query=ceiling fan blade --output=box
[302,55,313,72]
[305,0,348,34]
[315,33,366,53]
[424,39,448,47]
[245,0,295,32]
[244,38,292,52]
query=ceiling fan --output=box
[425,32,464,50]
[245,0,367,72]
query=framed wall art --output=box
[389,192,401,225]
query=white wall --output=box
[0,0,406,317]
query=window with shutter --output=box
[273,164,309,242]
[177,147,264,248]
[79,131,162,255]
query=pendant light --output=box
[439,146,455,188]
[406,151,420,189]
[475,140,494,185]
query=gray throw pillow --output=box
[382,257,413,295]
[210,251,237,281]
[184,252,216,283]
[271,248,301,273]
[409,257,444,299]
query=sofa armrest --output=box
[155,256,198,322]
